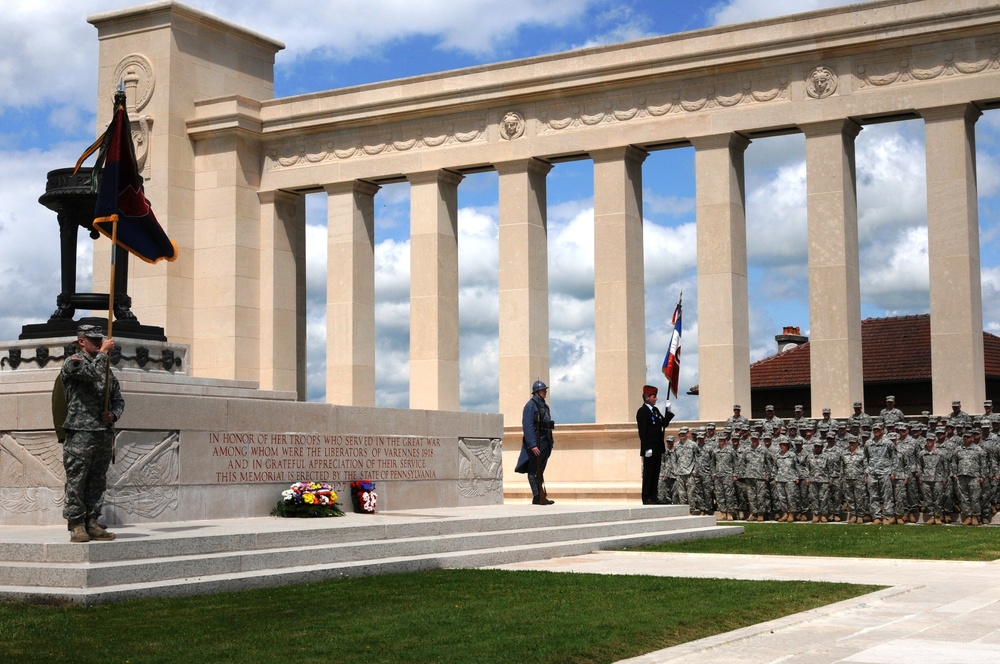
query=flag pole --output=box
[104,219,118,463]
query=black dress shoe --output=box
[532,497,555,505]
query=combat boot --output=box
[972,516,980,526]
[820,515,828,523]
[69,519,90,543]
[86,518,115,541]
[962,516,972,526]
[848,515,857,524]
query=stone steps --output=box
[0,504,739,604]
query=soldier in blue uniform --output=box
[515,380,555,505]
[60,324,124,542]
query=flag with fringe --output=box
[661,295,682,398]
[75,91,177,264]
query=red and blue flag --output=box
[79,94,177,264]
[661,297,682,398]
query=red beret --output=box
[642,385,658,397]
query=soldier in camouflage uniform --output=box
[740,432,774,521]
[886,432,909,525]
[659,436,677,504]
[704,422,719,451]
[761,405,783,437]
[982,418,1000,517]
[730,431,749,518]
[897,423,921,523]
[823,432,844,521]
[918,432,950,525]
[974,423,994,525]
[789,405,810,431]
[981,400,1000,425]
[712,433,739,520]
[947,400,972,428]
[59,325,124,543]
[805,441,832,523]
[673,430,700,515]
[879,396,904,428]
[773,440,800,522]
[692,429,715,515]
[865,422,897,524]
[793,437,810,520]
[953,431,986,526]
[848,401,873,430]
[841,437,868,523]
[935,425,957,522]
[725,404,749,431]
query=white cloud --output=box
[707,0,868,26]
[860,226,930,314]
[200,0,597,62]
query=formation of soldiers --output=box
[657,398,999,526]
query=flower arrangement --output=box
[271,481,345,518]
[350,479,378,514]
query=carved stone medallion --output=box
[806,66,838,99]
[500,111,525,140]
[113,54,155,111]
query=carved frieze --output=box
[104,431,180,518]
[265,115,488,170]
[856,41,1000,89]
[539,70,789,133]
[0,431,65,515]
[457,437,503,499]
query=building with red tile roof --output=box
[691,315,1000,418]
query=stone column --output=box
[325,180,380,407]
[258,190,306,399]
[802,119,863,418]
[692,134,751,421]
[921,103,986,413]
[591,146,648,422]
[497,158,552,425]
[408,169,464,411]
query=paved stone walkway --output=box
[495,551,1000,663]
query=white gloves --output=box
[644,449,652,457]
[663,400,672,411]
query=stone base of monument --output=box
[0,336,503,527]
[0,504,737,604]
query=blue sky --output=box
[3,1,1000,423]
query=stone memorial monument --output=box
[2,0,999,511]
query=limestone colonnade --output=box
[89,0,997,425]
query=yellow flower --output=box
[304,493,316,504]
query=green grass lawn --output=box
[639,522,1000,560]
[0,569,876,664]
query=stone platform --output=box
[0,503,738,604]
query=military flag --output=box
[75,90,178,264]
[661,294,682,398]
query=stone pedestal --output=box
[0,358,503,526]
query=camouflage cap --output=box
[77,324,105,340]
[985,400,993,407]
[765,404,774,411]
[707,422,717,429]
[952,400,962,407]
[853,401,863,408]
